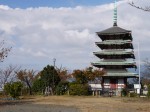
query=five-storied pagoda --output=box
[91,0,138,96]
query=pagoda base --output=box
[102,77,127,96]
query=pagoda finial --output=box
[113,0,117,26]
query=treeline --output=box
[0,65,104,98]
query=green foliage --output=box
[147,84,150,97]
[69,82,89,96]
[68,68,104,96]
[121,88,128,97]
[32,65,60,95]
[72,68,104,85]
[32,79,45,94]
[40,65,60,88]
[4,81,23,98]
[56,81,69,95]
[72,70,88,84]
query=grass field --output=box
[0,96,150,112]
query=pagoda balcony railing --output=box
[95,40,132,45]
[92,61,136,65]
[105,69,128,72]
[102,59,127,62]
[93,51,134,55]
[104,72,138,77]
[102,49,133,51]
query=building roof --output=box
[101,69,138,77]
[97,26,131,35]
[92,60,137,69]
[96,41,133,50]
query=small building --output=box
[91,0,138,96]
[89,84,102,96]
[0,88,3,93]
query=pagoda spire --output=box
[113,0,117,26]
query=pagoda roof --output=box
[103,69,138,77]
[92,60,137,68]
[96,40,133,49]
[97,26,131,35]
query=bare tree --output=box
[141,58,150,85]
[0,40,11,62]
[142,58,150,78]
[16,69,36,95]
[0,65,19,89]
[128,0,150,11]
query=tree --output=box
[32,78,45,94]
[141,58,150,85]
[56,81,69,95]
[128,0,150,11]
[0,65,19,89]
[57,67,70,82]
[16,69,36,95]
[68,68,104,96]
[0,40,11,62]
[69,82,89,96]
[40,65,60,94]
[147,84,150,97]
[72,70,88,84]
[4,81,23,98]
[83,67,104,83]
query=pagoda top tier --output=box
[97,26,131,35]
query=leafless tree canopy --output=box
[0,40,12,62]
[142,58,150,78]
[128,0,150,11]
[0,65,19,89]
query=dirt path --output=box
[1,96,150,112]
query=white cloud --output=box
[0,1,150,70]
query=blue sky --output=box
[0,0,114,8]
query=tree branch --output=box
[128,1,150,12]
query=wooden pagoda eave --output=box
[93,50,134,55]
[92,64,137,69]
[102,71,138,78]
[96,26,131,35]
[102,75,138,78]
[91,61,137,68]
[95,40,132,44]
[94,54,135,59]
[96,44,133,49]
[98,34,133,41]
[93,51,135,59]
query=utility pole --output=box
[138,42,141,95]
[53,58,56,94]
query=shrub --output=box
[4,81,23,98]
[147,84,150,97]
[32,79,45,94]
[56,81,69,95]
[121,88,128,97]
[69,82,89,96]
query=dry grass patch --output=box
[0,96,150,112]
